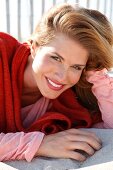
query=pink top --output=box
[1,69,113,162]
[86,68,113,128]
[0,97,50,162]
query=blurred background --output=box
[0,0,113,41]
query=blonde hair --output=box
[74,7,113,112]
[29,3,113,112]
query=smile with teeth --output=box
[46,77,64,90]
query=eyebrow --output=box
[54,52,86,67]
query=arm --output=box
[86,68,113,128]
[37,129,101,161]
[0,131,44,162]
[0,129,101,162]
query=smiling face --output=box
[31,33,88,99]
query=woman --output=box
[0,3,113,162]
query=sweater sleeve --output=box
[86,68,113,128]
[0,131,44,162]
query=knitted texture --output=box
[0,32,101,134]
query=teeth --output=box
[48,78,62,88]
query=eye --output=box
[72,65,83,71]
[51,56,61,62]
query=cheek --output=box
[32,57,45,73]
[32,56,39,72]
[32,61,37,73]
[70,73,82,85]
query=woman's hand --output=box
[85,69,108,83]
[36,129,102,161]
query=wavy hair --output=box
[29,3,113,112]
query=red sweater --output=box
[0,32,100,135]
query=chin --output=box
[42,92,61,99]
[44,95,58,99]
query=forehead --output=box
[45,33,89,65]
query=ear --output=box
[30,41,38,59]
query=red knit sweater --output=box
[0,32,100,135]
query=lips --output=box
[46,77,64,91]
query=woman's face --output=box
[31,33,88,99]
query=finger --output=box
[67,134,101,150]
[69,141,95,155]
[83,130,102,144]
[67,150,86,161]
[67,129,102,144]
[82,134,101,150]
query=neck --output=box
[21,87,42,107]
[22,54,42,98]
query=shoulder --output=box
[0,32,18,42]
[0,32,23,56]
[0,32,21,48]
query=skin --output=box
[37,129,101,161]
[24,33,88,99]
[23,33,102,161]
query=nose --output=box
[54,66,80,85]
[54,67,70,83]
